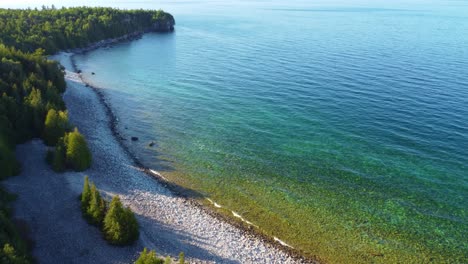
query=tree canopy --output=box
[103,196,139,245]
[65,128,92,171]
[43,109,69,146]
[0,7,175,54]
[134,248,164,264]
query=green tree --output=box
[81,176,91,211]
[0,243,29,264]
[0,136,20,180]
[134,248,163,264]
[178,252,184,264]
[86,183,106,226]
[51,136,66,172]
[43,109,69,146]
[25,88,45,136]
[103,196,139,245]
[65,128,91,171]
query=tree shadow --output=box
[136,214,241,264]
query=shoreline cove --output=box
[57,33,316,263]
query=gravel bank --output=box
[4,52,308,264]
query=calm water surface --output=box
[71,0,467,262]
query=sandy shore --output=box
[4,52,310,264]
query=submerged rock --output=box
[131,137,139,141]
[148,141,155,147]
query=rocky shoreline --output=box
[67,34,317,263]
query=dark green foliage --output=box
[48,129,91,172]
[0,188,31,264]
[134,248,164,264]
[65,128,91,171]
[43,109,69,146]
[178,252,184,264]
[80,182,140,246]
[0,45,67,144]
[0,7,175,54]
[1,243,29,264]
[81,176,91,210]
[85,183,106,226]
[0,136,20,180]
[51,137,66,172]
[103,196,139,245]
[81,177,106,225]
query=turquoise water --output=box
[72,0,467,262]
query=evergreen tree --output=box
[123,207,139,242]
[164,256,171,264]
[51,136,66,172]
[81,176,91,211]
[25,88,45,136]
[134,248,163,264]
[178,252,184,264]
[0,136,20,180]
[86,183,106,226]
[1,243,29,264]
[103,196,139,245]
[43,109,69,146]
[65,128,91,171]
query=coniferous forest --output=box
[0,6,174,263]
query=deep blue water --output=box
[16,0,467,261]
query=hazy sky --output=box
[0,0,457,18]
[0,0,433,9]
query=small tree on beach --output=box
[43,109,69,146]
[65,128,91,171]
[103,196,139,245]
[134,248,163,264]
[178,252,184,264]
[86,183,106,226]
[51,136,66,172]
[81,176,91,210]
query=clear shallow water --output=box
[72,0,468,262]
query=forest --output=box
[0,6,175,53]
[0,7,174,263]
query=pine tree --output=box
[86,183,106,226]
[25,88,45,136]
[43,108,58,145]
[103,196,139,245]
[51,136,66,172]
[81,176,91,211]
[123,207,139,243]
[134,248,163,264]
[65,128,91,171]
[43,108,69,146]
[1,243,30,264]
[178,252,184,264]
